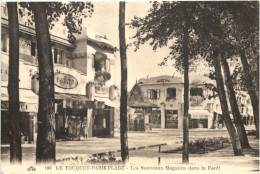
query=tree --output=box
[240,51,259,138]
[194,2,244,155]
[130,2,203,163]
[182,12,190,164]
[29,2,56,163]
[119,1,129,163]
[224,2,259,138]
[221,53,251,148]
[18,2,94,163]
[213,51,243,155]
[7,2,22,164]
[130,1,246,156]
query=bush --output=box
[57,154,122,165]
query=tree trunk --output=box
[182,23,189,163]
[119,1,129,163]
[31,2,56,163]
[213,51,243,156]
[7,2,22,164]
[240,51,259,138]
[221,53,251,148]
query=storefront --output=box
[165,110,178,128]
[189,109,212,129]
[54,93,94,140]
[93,97,119,137]
[128,84,159,131]
[150,109,161,128]
[1,87,38,144]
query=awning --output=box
[189,109,212,119]
[95,97,120,108]
[1,87,38,103]
[55,93,90,101]
[1,87,38,112]
[55,93,94,109]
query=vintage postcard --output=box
[1,1,259,174]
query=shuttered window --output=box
[147,89,160,99]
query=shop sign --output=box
[1,101,38,112]
[190,96,204,106]
[95,84,109,94]
[54,73,78,89]
[64,99,94,109]
[134,108,143,113]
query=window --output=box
[59,51,63,64]
[53,48,58,64]
[167,88,176,100]
[94,57,110,72]
[147,89,160,99]
[105,59,110,72]
[31,42,36,56]
[1,35,7,52]
[53,49,64,64]
[92,54,95,68]
[190,88,203,96]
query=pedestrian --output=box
[76,119,81,140]
[82,117,88,140]
[67,121,73,140]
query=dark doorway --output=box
[93,109,110,137]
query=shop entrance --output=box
[55,108,87,140]
[165,110,178,128]
[93,109,110,137]
[1,111,35,144]
[189,119,208,128]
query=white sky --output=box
[83,2,181,90]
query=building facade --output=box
[129,75,254,130]
[1,3,119,144]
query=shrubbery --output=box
[57,154,121,165]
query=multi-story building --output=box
[129,74,254,130]
[1,3,119,143]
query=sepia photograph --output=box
[1,1,259,174]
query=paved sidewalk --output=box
[1,129,230,163]
[1,129,258,174]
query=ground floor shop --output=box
[148,107,213,129]
[1,88,39,144]
[1,92,117,144]
[188,110,212,129]
[128,108,153,131]
[55,94,116,139]
[1,111,37,144]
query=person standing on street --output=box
[82,117,88,140]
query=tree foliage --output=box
[130,2,202,73]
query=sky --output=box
[83,2,182,90]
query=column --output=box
[160,103,165,129]
[87,108,93,138]
[109,107,114,137]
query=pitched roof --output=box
[128,83,159,108]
